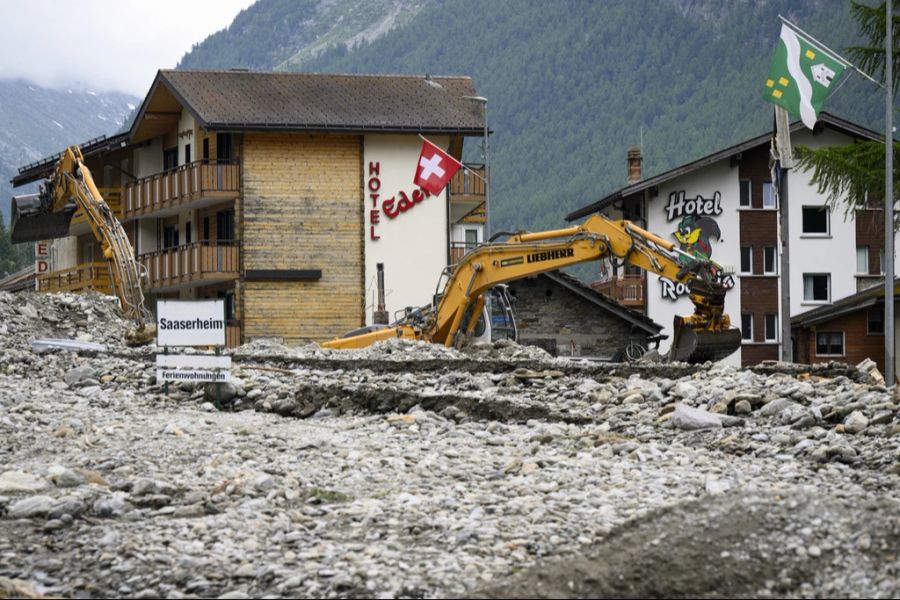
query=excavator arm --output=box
[325,214,741,363]
[11,146,155,345]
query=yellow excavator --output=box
[10,146,155,345]
[324,215,742,363]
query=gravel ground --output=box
[0,291,898,599]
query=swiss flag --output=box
[414,138,462,196]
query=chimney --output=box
[627,146,642,184]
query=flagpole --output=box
[779,14,885,89]
[885,1,894,384]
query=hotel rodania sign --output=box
[659,191,735,301]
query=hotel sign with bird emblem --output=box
[660,191,735,300]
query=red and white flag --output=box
[414,138,462,196]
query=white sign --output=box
[156,300,226,347]
[155,354,231,383]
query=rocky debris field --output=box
[0,291,898,599]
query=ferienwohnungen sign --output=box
[157,300,226,347]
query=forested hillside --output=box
[178,0,881,240]
[178,0,434,71]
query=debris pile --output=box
[0,291,897,598]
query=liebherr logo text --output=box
[526,248,575,264]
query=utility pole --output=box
[886,0,895,384]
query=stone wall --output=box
[506,274,651,359]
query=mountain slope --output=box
[0,79,139,222]
[177,0,434,71]
[179,0,880,238]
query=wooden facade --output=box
[794,309,885,373]
[241,133,364,344]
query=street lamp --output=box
[464,95,490,242]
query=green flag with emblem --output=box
[764,23,847,129]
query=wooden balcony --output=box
[449,165,486,201]
[449,164,486,224]
[450,241,477,264]
[37,262,112,294]
[140,241,239,292]
[123,159,240,220]
[226,321,241,349]
[591,275,644,308]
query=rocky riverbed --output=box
[0,291,898,598]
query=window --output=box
[857,246,869,274]
[203,138,210,162]
[740,246,752,273]
[217,133,233,161]
[802,206,830,235]
[184,144,191,165]
[762,181,776,208]
[184,221,192,245]
[163,147,178,171]
[816,331,844,356]
[803,274,830,302]
[739,180,751,207]
[763,246,777,274]
[464,229,478,249]
[868,309,884,334]
[218,290,236,320]
[217,209,235,242]
[741,313,753,341]
[203,217,210,242]
[162,224,179,249]
[764,313,778,341]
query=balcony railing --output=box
[226,320,241,349]
[37,262,112,294]
[124,159,240,220]
[72,188,123,227]
[450,242,478,264]
[449,165,486,200]
[591,275,644,307]
[140,241,239,291]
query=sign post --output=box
[155,300,230,405]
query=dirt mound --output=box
[474,490,899,599]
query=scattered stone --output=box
[843,411,869,435]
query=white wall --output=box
[363,135,450,323]
[50,236,77,270]
[645,158,742,366]
[177,111,195,165]
[134,138,162,179]
[789,128,859,317]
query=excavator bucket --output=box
[10,194,74,243]
[670,316,742,363]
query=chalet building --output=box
[12,70,489,346]
[567,113,898,368]
[791,279,900,374]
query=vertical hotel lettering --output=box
[368,161,381,240]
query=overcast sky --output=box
[0,0,257,98]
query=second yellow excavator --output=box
[324,215,742,363]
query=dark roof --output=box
[791,278,900,328]
[0,264,35,293]
[12,132,130,187]
[565,112,883,222]
[540,270,664,337]
[138,69,485,134]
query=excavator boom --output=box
[10,146,155,346]
[325,214,741,363]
